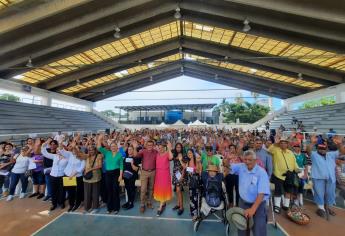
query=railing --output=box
[282,130,345,140]
[244,106,287,130]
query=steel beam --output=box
[45,41,180,90]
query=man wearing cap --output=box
[268,136,299,213]
[307,135,345,218]
[200,144,220,172]
[229,150,270,236]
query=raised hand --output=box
[310,135,318,144]
[333,135,343,145]
[167,141,172,150]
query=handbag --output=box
[83,156,97,180]
[281,152,300,188]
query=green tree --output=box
[214,101,269,123]
[101,110,119,119]
[299,96,335,109]
[0,93,20,102]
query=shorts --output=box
[271,175,295,196]
[32,171,46,185]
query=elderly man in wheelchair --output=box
[193,164,230,234]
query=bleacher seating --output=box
[268,103,345,133]
[0,100,112,135]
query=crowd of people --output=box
[1,128,345,235]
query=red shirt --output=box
[137,149,158,171]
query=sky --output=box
[94,75,283,112]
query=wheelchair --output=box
[193,181,230,236]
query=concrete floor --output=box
[0,192,344,236]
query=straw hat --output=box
[226,207,254,231]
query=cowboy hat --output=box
[279,137,289,143]
[226,207,254,231]
[206,165,219,172]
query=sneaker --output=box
[113,210,119,215]
[19,193,25,199]
[50,205,57,211]
[37,193,45,199]
[106,210,112,214]
[28,192,39,198]
[42,196,51,202]
[6,195,14,201]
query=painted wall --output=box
[0,79,94,111]
[284,83,345,111]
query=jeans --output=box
[124,177,136,204]
[0,174,10,194]
[238,199,267,236]
[9,173,28,195]
[45,173,52,197]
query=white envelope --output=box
[175,171,182,180]
[186,167,194,173]
[28,159,37,170]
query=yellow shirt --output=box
[268,145,298,180]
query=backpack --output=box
[205,175,222,207]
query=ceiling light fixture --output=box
[224,56,228,60]
[298,73,303,80]
[179,46,183,53]
[268,88,273,93]
[249,68,257,73]
[76,79,80,85]
[113,26,121,39]
[13,74,24,79]
[174,7,181,19]
[242,19,251,32]
[149,76,153,82]
[26,57,33,67]
[102,90,106,96]
[181,67,184,73]
[215,74,218,80]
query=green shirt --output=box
[201,152,220,171]
[294,152,307,169]
[98,147,123,171]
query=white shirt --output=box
[11,154,30,174]
[63,150,85,177]
[54,134,65,143]
[41,144,68,177]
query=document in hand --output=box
[63,176,77,186]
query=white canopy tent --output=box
[157,122,169,129]
[172,120,186,128]
[188,120,207,127]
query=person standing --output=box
[41,138,68,211]
[307,135,345,218]
[122,143,140,210]
[171,143,187,215]
[42,139,58,201]
[136,140,158,213]
[253,138,273,177]
[97,134,123,214]
[268,137,299,213]
[154,140,173,216]
[230,150,270,236]
[292,144,308,206]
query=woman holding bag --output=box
[75,145,103,213]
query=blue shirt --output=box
[311,151,338,183]
[231,163,270,203]
[255,148,273,177]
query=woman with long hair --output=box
[172,142,187,215]
[153,140,173,216]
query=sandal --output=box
[327,208,336,216]
[316,209,326,218]
[274,206,281,214]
